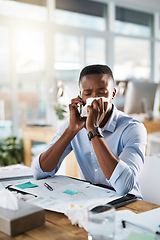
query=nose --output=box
[91,91,98,98]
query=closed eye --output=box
[83,89,92,96]
[98,88,107,93]
[98,89,108,95]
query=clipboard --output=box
[91,193,138,213]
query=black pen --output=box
[122,220,160,235]
[5,185,37,197]
[44,182,53,191]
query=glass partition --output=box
[115,7,153,37]
[114,37,151,81]
[54,33,81,118]
[0,0,47,22]
[15,29,46,125]
[159,43,160,82]
[55,10,105,31]
[55,0,106,31]
[85,37,106,65]
[54,33,81,79]
[0,26,12,140]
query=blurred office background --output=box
[0,0,160,168]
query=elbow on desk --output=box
[116,186,133,196]
[31,159,47,180]
[32,169,51,180]
[33,171,41,180]
[32,162,56,180]
[113,175,135,196]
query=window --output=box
[15,29,46,125]
[54,33,81,82]
[55,0,106,31]
[0,26,12,140]
[114,37,151,81]
[115,7,153,37]
[0,0,47,22]
[54,33,81,113]
[159,15,160,38]
[85,37,106,65]
[159,43,160,82]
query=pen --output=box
[5,185,37,197]
[122,220,160,235]
[44,182,53,191]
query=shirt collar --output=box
[101,104,119,133]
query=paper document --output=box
[137,208,160,233]
[28,181,121,213]
[0,164,33,180]
[114,209,160,240]
[0,182,5,190]
[2,175,122,214]
[2,175,89,197]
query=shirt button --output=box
[95,169,98,172]
[91,152,94,155]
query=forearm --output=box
[40,127,77,172]
[39,94,85,172]
[91,136,119,179]
[91,136,144,196]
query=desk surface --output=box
[0,200,159,240]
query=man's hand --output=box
[68,95,86,134]
[86,98,110,132]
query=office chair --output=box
[138,156,160,205]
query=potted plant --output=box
[53,102,67,120]
[0,137,24,166]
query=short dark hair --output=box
[79,64,114,84]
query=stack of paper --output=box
[0,164,33,180]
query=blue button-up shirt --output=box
[32,105,147,199]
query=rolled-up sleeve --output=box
[108,122,147,196]
[109,160,135,195]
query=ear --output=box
[112,88,116,99]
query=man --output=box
[32,64,147,199]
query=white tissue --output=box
[81,97,111,117]
[64,204,88,230]
[0,189,18,210]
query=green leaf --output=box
[53,103,67,120]
[0,137,24,166]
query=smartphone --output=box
[79,91,82,120]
